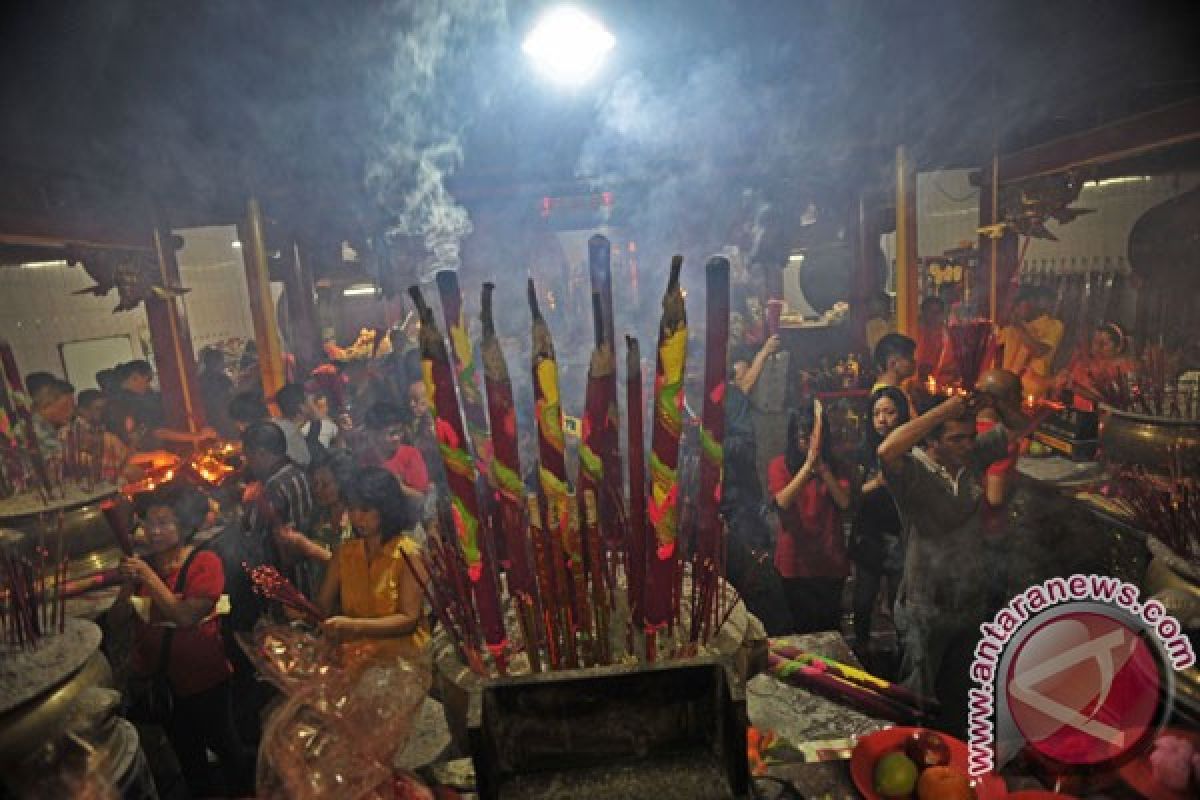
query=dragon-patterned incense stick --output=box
[480,283,542,671]
[645,256,687,658]
[409,286,508,674]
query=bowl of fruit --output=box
[1118,728,1200,800]
[851,727,1006,800]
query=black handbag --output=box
[124,548,203,725]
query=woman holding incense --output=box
[1058,322,1136,411]
[316,467,429,662]
[115,485,252,797]
[849,387,909,654]
[285,448,356,594]
[769,400,851,633]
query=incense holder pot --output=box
[0,619,112,767]
[433,580,764,760]
[0,487,123,589]
[1098,405,1200,475]
[1143,537,1200,712]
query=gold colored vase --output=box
[1098,405,1200,474]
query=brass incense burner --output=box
[1098,405,1200,475]
[0,619,112,768]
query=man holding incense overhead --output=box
[877,386,1027,731]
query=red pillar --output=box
[145,227,206,432]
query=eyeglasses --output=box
[143,520,178,533]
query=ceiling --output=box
[0,0,1196,277]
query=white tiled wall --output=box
[881,168,1200,275]
[0,261,153,386]
[175,225,256,350]
[1019,172,1200,276]
[0,225,255,387]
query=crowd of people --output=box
[13,330,450,796]
[718,284,1139,736]
[9,279,1143,795]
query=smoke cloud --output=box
[364,0,507,279]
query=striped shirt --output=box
[244,461,313,535]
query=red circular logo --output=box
[1005,611,1165,767]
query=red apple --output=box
[905,730,952,771]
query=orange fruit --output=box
[916,765,975,800]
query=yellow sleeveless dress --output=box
[337,535,429,662]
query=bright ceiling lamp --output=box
[522,6,615,86]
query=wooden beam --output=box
[995,97,1200,184]
[239,198,286,403]
[894,146,919,336]
[0,231,153,253]
[145,227,206,433]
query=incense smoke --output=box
[365,1,506,280]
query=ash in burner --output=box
[0,617,102,714]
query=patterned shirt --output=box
[244,461,313,535]
[882,426,1010,617]
[61,418,129,483]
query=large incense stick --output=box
[625,336,648,649]
[587,237,624,557]
[578,291,618,662]
[689,257,731,645]
[436,270,491,464]
[527,492,563,668]
[480,283,542,672]
[409,286,508,674]
[528,280,581,667]
[645,256,687,655]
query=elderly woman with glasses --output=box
[114,485,252,797]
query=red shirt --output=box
[976,418,1018,478]
[768,456,850,579]
[131,550,231,697]
[384,444,430,492]
[916,324,957,384]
